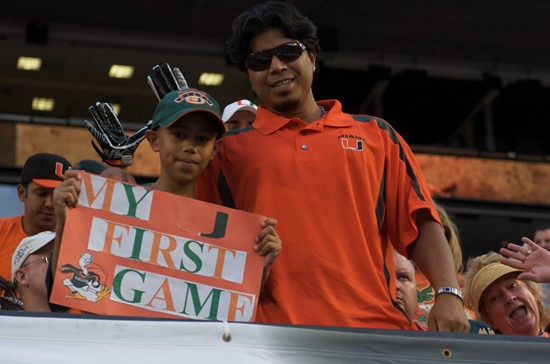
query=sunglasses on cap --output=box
[246,42,307,72]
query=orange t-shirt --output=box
[0,216,28,282]
[197,100,439,329]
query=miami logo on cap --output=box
[174,90,214,107]
[237,99,256,107]
[55,162,64,178]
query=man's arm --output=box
[411,209,469,332]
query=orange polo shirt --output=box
[197,100,439,329]
[0,216,28,282]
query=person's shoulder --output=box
[0,215,21,222]
[0,215,22,228]
[218,126,257,150]
[222,126,256,139]
[350,114,391,129]
[349,113,408,146]
[468,319,495,335]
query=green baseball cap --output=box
[151,89,225,138]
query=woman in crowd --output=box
[464,251,550,337]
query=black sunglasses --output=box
[246,42,307,71]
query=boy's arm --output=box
[51,170,82,277]
[411,209,469,332]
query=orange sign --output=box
[50,172,265,322]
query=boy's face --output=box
[146,113,219,186]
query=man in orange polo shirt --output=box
[196,1,469,332]
[0,153,71,283]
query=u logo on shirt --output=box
[340,138,364,151]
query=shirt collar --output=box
[254,100,354,135]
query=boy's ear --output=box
[145,129,160,152]
[210,140,220,160]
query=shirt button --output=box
[301,144,308,150]
[300,130,307,135]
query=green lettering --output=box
[112,268,146,303]
[180,283,222,320]
[180,240,203,273]
[199,211,228,239]
[129,227,146,261]
[122,184,153,218]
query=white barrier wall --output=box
[1,312,549,363]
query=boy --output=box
[53,88,281,293]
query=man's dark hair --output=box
[226,1,320,72]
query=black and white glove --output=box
[84,64,187,167]
[84,102,151,167]
[147,63,189,100]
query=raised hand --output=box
[500,237,550,283]
[147,63,189,100]
[84,102,150,167]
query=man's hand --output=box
[51,170,82,273]
[53,170,82,223]
[84,102,150,167]
[255,218,282,288]
[147,63,188,100]
[428,293,470,332]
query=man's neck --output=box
[274,95,322,124]
[21,216,47,236]
[21,291,51,312]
